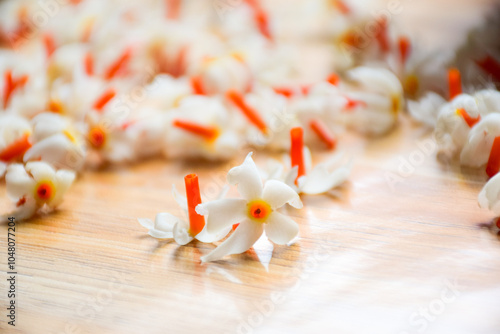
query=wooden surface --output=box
[1,1,500,333]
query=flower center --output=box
[404,75,419,98]
[247,199,272,222]
[89,127,106,149]
[35,181,54,202]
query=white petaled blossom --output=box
[341,66,404,136]
[284,148,351,195]
[461,114,500,168]
[138,185,230,245]
[196,152,303,262]
[479,172,500,216]
[3,162,76,221]
[24,113,86,171]
[407,92,447,128]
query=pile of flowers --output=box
[0,0,499,261]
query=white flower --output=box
[461,113,500,168]
[165,95,243,161]
[479,172,500,215]
[196,152,303,262]
[341,66,404,136]
[138,174,230,245]
[23,113,86,171]
[3,162,76,221]
[193,54,252,96]
[434,94,482,161]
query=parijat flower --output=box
[138,173,230,245]
[3,162,76,221]
[282,127,351,195]
[341,66,404,136]
[196,152,303,262]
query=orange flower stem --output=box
[190,76,205,95]
[327,73,340,86]
[93,88,116,111]
[0,134,31,162]
[486,136,500,178]
[456,108,480,128]
[244,0,272,40]
[290,127,305,184]
[375,17,390,54]
[332,0,350,14]
[3,70,28,108]
[43,33,56,58]
[85,52,94,76]
[184,174,205,236]
[309,119,337,150]
[226,89,267,133]
[173,119,218,141]
[398,36,411,66]
[448,68,462,101]
[166,0,181,19]
[104,48,132,80]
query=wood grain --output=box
[1,1,500,333]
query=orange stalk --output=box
[93,88,116,111]
[448,68,462,101]
[190,76,205,95]
[375,17,390,54]
[476,55,500,83]
[0,134,31,162]
[173,119,218,141]
[104,48,132,80]
[343,97,366,111]
[3,70,28,109]
[290,127,305,184]
[226,89,267,133]
[309,119,337,150]
[273,87,294,98]
[166,0,181,19]
[486,136,500,178]
[456,108,480,128]
[327,73,340,86]
[398,36,411,66]
[43,33,56,58]
[245,0,272,40]
[184,173,205,236]
[332,0,350,15]
[84,52,94,76]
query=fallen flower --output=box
[138,173,230,245]
[3,162,76,221]
[196,152,303,262]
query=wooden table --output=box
[1,1,500,333]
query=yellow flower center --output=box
[34,180,55,203]
[404,74,419,99]
[247,199,272,222]
[391,95,401,114]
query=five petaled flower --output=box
[3,162,76,221]
[196,152,303,262]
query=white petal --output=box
[5,164,35,201]
[154,212,180,233]
[49,169,76,207]
[299,163,350,195]
[0,162,6,178]
[138,218,154,229]
[262,179,302,209]
[201,220,263,262]
[173,220,194,245]
[460,114,500,167]
[195,224,232,243]
[196,198,247,234]
[25,162,56,182]
[24,134,85,170]
[5,197,38,221]
[172,184,188,213]
[478,173,500,215]
[227,152,263,200]
[264,212,299,245]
